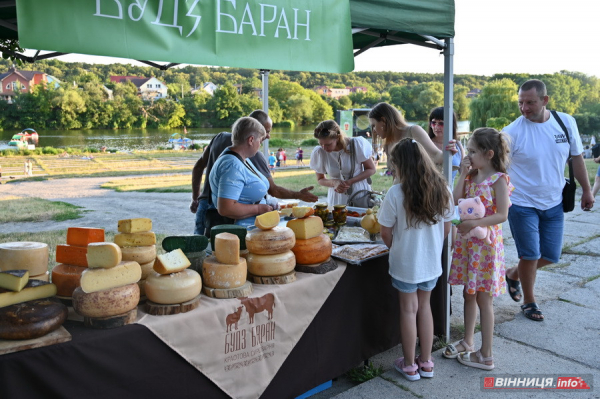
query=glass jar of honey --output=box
[332,204,348,226]
[314,203,329,223]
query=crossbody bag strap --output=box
[551,110,574,181]
[222,148,267,204]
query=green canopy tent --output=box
[0,0,455,340]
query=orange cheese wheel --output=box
[245,226,295,255]
[202,255,247,289]
[292,234,332,265]
[72,284,140,318]
[51,264,87,297]
[56,244,88,267]
[0,242,49,275]
[246,250,296,277]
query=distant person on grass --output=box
[295,147,305,166]
[503,79,593,321]
[268,152,277,175]
[190,110,318,236]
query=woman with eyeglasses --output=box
[428,107,464,185]
[369,103,457,178]
[309,120,376,206]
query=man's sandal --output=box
[506,274,522,302]
[393,357,420,381]
[443,339,474,359]
[415,356,434,378]
[521,302,544,321]
[457,350,494,371]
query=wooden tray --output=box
[203,281,253,299]
[295,257,338,274]
[145,295,200,316]
[248,271,296,285]
[0,326,71,355]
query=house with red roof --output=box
[0,67,48,102]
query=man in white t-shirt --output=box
[503,79,594,321]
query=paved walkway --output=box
[315,188,600,398]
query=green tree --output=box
[208,83,242,126]
[469,79,519,130]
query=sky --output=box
[35,0,599,78]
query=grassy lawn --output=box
[0,198,86,223]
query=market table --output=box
[0,256,406,399]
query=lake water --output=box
[0,121,470,151]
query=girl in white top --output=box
[378,138,454,382]
[310,120,376,206]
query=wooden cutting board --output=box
[203,281,253,299]
[249,271,296,285]
[295,257,338,274]
[145,295,201,316]
[0,326,71,355]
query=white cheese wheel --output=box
[72,284,140,318]
[153,249,191,274]
[246,250,296,277]
[214,233,240,265]
[121,245,156,264]
[245,226,296,255]
[80,261,141,293]
[0,242,49,276]
[139,260,156,280]
[144,269,201,305]
[202,255,247,289]
[86,242,123,269]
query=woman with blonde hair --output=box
[310,120,376,206]
[369,103,457,177]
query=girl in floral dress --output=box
[445,128,514,370]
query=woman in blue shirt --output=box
[209,117,273,227]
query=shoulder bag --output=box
[551,111,576,213]
[346,138,376,208]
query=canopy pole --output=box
[261,69,270,158]
[442,37,455,344]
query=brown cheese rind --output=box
[0,297,68,340]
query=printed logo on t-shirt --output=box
[554,133,568,144]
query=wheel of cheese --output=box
[51,264,86,297]
[0,242,49,275]
[139,260,156,280]
[72,284,140,318]
[202,255,247,289]
[245,226,296,255]
[144,269,202,305]
[292,234,332,265]
[246,250,296,277]
[30,271,50,282]
[121,245,156,264]
[80,261,142,293]
[0,298,67,340]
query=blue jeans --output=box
[507,203,564,264]
[392,276,439,293]
[194,198,209,235]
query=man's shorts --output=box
[392,276,438,293]
[507,203,564,264]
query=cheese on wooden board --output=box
[66,227,105,247]
[56,244,88,267]
[144,269,201,304]
[0,270,29,292]
[139,260,156,280]
[255,210,280,230]
[286,216,324,240]
[72,284,140,318]
[80,261,141,293]
[0,242,49,275]
[153,249,191,275]
[292,234,332,265]
[114,231,156,247]
[210,225,247,250]
[121,245,156,264]
[0,298,68,340]
[117,218,152,233]
[30,271,49,282]
[51,264,87,297]
[0,280,57,308]
[202,255,247,289]
[245,226,296,255]
[86,242,123,269]
[291,206,315,218]
[246,251,296,277]
[214,233,240,265]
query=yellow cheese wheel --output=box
[145,269,202,305]
[80,261,141,293]
[202,255,247,289]
[245,226,296,255]
[114,231,156,247]
[246,250,296,277]
[214,233,240,265]
[118,218,152,233]
[86,242,123,269]
[72,284,140,318]
[0,242,49,276]
[292,234,332,265]
[255,210,281,230]
[286,216,323,240]
[121,245,156,264]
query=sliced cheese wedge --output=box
[153,249,191,275]
[80,261,141,293]
[86,242,123,269]
[0,280,57,308]
[0,270,29,292]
